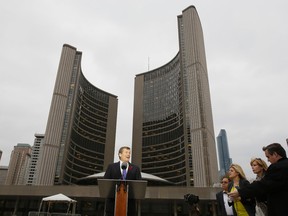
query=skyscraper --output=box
[132,6,218,187]
[26,134,44,185]
[216,129,232,177]
[0,166,8,185]
[5,143,31,185]
[36,44,118,185]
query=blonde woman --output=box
[228,164,255,216]
[250,158,268,216]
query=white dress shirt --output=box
[119,161,129,174]
[223,191,234,215]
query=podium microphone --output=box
[121,162,127,180]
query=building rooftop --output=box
[77,172,174,186]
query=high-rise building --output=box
[26,134,44,185]
[5,143,32,185]
[36,44,118,185]
[132,6,218,187]
[0,166,8,185]
[216,129,232,177]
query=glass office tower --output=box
[132,6,218,186]
[36,45,118,185]
[217,129,232,177]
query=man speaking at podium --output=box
[104,146,142,216]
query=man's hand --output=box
[228,190,240,199]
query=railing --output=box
[28,212,81,216]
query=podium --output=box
[98,179,147,216]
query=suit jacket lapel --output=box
[126,163,134,180]
[115,162,122,179]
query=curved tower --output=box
[132,6,218,186]
[36,44,117,185]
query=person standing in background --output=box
[104,146,142,216]
[250,158,268,216]
[216,175,234,216]
[228,164,255,216]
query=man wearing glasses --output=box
[216,175,234,216]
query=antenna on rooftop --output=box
[148,57,150,71]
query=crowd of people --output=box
[216,143,288,216]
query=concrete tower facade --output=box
[26,134,44,185]
[36,45,118,185]
[5,143,31,185]
[132,6,218,186]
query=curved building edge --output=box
[36,44,118,186]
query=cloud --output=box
[1,0,288,180]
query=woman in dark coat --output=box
[250,158,268,216]
[228,164,255,216]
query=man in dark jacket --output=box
[229,143,288,216]
[104,146,142,216]
[216,176,234,216]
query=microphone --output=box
[121,162,127,170]
[121,162,127,180]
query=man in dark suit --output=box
[104,146,142,216]
[229,143,288,216]
[216,175,234,216]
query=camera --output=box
[184,194,199,205]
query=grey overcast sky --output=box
[1,0,287,179]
